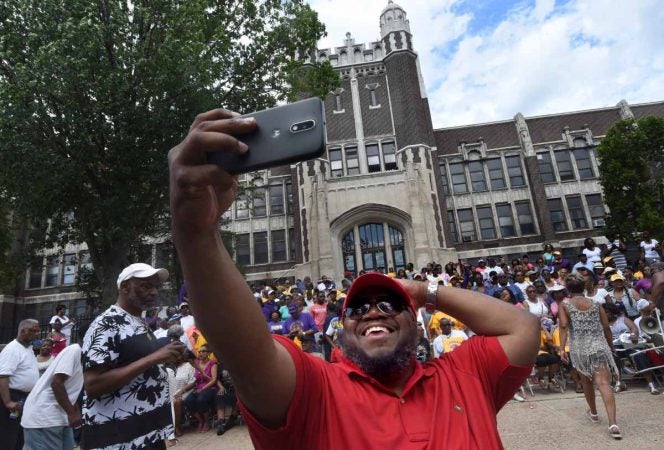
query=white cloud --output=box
[308,0,664,127]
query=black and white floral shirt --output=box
[81,305,173,450]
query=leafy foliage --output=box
[597,116,664,239]
[0,0,335,304]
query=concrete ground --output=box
[174,382,664,449]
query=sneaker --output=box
[586,409,599,423]
[649,383,660,395]
[608,424,622,440]
[216,422,226,436]
[513,393,525,402]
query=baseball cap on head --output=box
[117,263,169,289]
[341,273,417,320]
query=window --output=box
[468,161,487,192]
[251,188,266,217]
[476,206,496,240]
[271,230,286,261]
[366,143,380,173]
[289,228,297,260]
[45,256,60,287]
[78,251,93,284]
[457,209,476,242]
[515,201,536,235]
[439,162,450,195]
[29,257,43,288]
[447,210,458,244]
[236,192,249,219]
[486,158,506,189]
[345,145,360,175]
[236,234,250,265]
[496,204,516,238]
[269,183,284,215]
[389,226,405,271]
[505,156,525,187]
[285,181,294,214]
[537,152,556,183]
[548,198,568,231]
[554,150,575,181]
[574,148,595,179]
[566,195,588,229]
[342,230,357,276]
[366,83,380,107]
[329,148,344,178]
[449,162,468,194]
[359,223,386,271]
[382,141,397,171]
[62,254,76,285]
[253,232,268,264]
[586,194,605,226]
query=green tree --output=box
[597,116,664,238]
[0,0,337,306]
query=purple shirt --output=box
[284,312,318,334]
[262,301,279,322]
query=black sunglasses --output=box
[345,294,406,320]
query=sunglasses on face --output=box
[345,294,406,320]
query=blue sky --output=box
[308,0,664,127]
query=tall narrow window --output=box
[496,204,516,238]
[236,192,249,219]
[335,93,342,111]
[449,162,468,194]
[586,194,605,226]
[548,198,568,231]
[366,83,380,107]
[448,210,458,244]
[574,148,595,179]
[251,188,266,217]
[468,161,487,192]
[366,143,381,173]
[62,254,76,285]
[29,257,43,288]
[342,230,357,276]
[476,206,496,240]
[288,228,297,260]
[269,183,284,215]
[329,148,344,178]
[389,226,405,271]
[79,251,93,284]
[566,195,588,229]
[359,223,386,271]
[515,201,536,235]
[236,234,250,265]
[46,256,60,287]
[253,232,268,264]
[537,152,556,183]
[382,141,397,171]
[486,158,506,189]
[439,162,450,195]
[457,209,476,242]
[505,156,526,187]
[554,150,575,181]
[285,181,294,214]
[345,145,360,175]
[271,230,286,261]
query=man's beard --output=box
[338,324,418,379]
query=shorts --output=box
[536,353,560,367]
[216,389,237,408]
[24,426,74,450]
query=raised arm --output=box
[401,281,539,366]
[169,109,295,428]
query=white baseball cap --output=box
[117,263,169,288]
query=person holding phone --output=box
[168,108,539,449]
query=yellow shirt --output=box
[551,327,569,352]
[429,312,466,335]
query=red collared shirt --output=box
[240,335,529,450]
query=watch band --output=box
[426,281,438,306]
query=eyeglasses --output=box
[345,294,406,320]
[526,290,536,294]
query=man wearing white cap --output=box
[80,263,185,450]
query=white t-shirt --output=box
[50,314,74,341]
[0,339,39,392]
[514,281,532,297]
[153,328,168,339]
[179,315,195,332]
[641,239,660,259]
[432,330,468,358]
[21,344,83,428]
[586,288,610,304]
[582,247,602,264]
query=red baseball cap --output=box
[341,273,417,320]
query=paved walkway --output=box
[174,383,664,449]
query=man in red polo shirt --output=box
[168,109,540,449]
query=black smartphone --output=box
[206,97,327,174]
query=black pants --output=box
[0,389,29,450]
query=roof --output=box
[434,120,519,155]
[525,108,621,143]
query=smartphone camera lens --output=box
[290,120,315,133]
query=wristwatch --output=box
[426,281,438,306]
